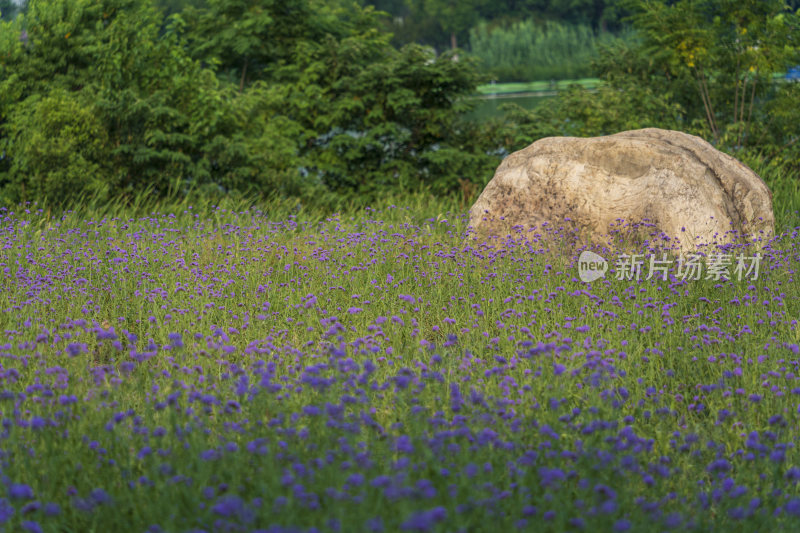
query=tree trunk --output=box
[696,71,718,144]
[450,32,457,50]
[240,57,249,92]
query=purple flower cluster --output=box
[0,205,797,531]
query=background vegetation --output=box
[469,19,618,82]
[0,0,498,210]
[0,5,799,528]
[0,0,799,228]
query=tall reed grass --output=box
[468,19,618,82]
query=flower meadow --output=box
[0,198,799,533]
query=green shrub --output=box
[737,149,800,230]
[1,89,111,204]
[494,80,684,148]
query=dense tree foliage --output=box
[620,0,798,148]
[1,0,798,211]
[2,0,224,204]
[497,0,800,180]
[0,0,496,208]
[420,0,487,50]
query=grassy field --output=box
[0,191,798,532]
[476,78,602,95]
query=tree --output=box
[181,0,276,91]
[0,0,292,205]
[177,0,499,203]
[620,0,799,148]
[494,0,800,203]
[1,0,499,209]
[1,89,111,203]
[536,0,619,30]
[420,0,487,50]
[181,0,377,89]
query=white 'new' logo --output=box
[578,251,607,282]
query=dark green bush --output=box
[1,89,112,204]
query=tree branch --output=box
[696,69,718,143]
[744,77,757,146]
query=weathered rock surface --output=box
[468,128,775,252]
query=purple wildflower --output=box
[366,517,384,532]
[212,495,244,518]
[707,459,731,474]
[21,521,43,533]
[539,467,565,488]
[614,519,632,531]
[43,503,60,516]
[9,484,34,500]
[168,332,183,349]
[395,435,414,454]
[399,507,446,531]
[90,488,111,505]
[785,499,800,516]
[449,383,463,412]
[66,343,86,357]
[346,473,365,487]
[0,498,13,524]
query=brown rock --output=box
[467,128,775,253]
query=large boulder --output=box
[468,128,774,253]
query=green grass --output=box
[0,187,798,531]
[476,78,602,95]
[738,151,800,231]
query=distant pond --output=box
[464,92,555,122]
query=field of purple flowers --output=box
[0,198,799,532]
